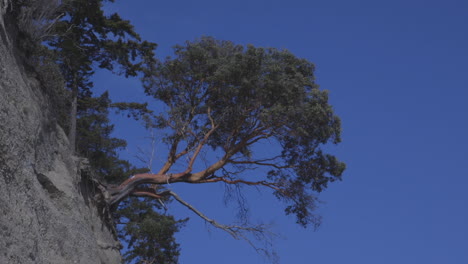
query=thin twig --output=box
[168,190,278,263]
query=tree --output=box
[12,1,345,260]
[117,197,188,264]
[76,91,132,183]
[104,36,345,258]
[46,0,156,153]
[75,90,188,263]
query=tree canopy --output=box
[108,36,345,234]
[12,1,345,261]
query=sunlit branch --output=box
[110,129,279,206]
[185,107,218,173]
[130,188,172,200]
[108,173,185,206]
[130,191,164,200]
[188,132,262,181]
[158,109,196,174]
[157,136,181,174]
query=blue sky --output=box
[94,0,468,263]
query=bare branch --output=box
[200,176,283,192]
[170,190,238,237]
[245,131,272,146]
[167,190,278,262]
[135,146,150,166]
[148,129,156,171]
[188,130,268,181]
[222,182,250,225]
[228,159,292,170]
[230,155,282,163]
[158,107,198,174]
[123,182,280,261]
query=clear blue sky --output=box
[94,0,468,263]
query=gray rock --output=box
[0,13,122,264]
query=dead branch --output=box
[228,159,292,170]
[167,190,277,263]
[200,177,283,192]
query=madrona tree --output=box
[103,37,345,257]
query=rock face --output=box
[0,13,122,264]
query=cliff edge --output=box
[0,9,122,264]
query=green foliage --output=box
[74,90,185,262]
[75,91,131,183]
[10,1,184,263]
[111,101,154,128]
[117,198,188,264]
[42,1,185,262]
[47,0,157,94]
[12,0,345,258]
[27,45,71,129]
[143,36,345,227]
[6,1,69,128]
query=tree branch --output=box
[130,188,171,200]
[187,129,267,181]
[108,173,185,206]
[122,187,278,262]
[157,136,181,174]
[199,176,283,192]
[169,190,269,236]
[184,107,218,174]
[158,106,197,174]
[228,159,292,170]
[168,190,278,262]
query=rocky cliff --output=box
[0,11,122,264]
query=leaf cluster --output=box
[143,37,346,227]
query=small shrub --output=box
[16,0,63,42]
[31,46,71,129]
[11,0,71,129]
